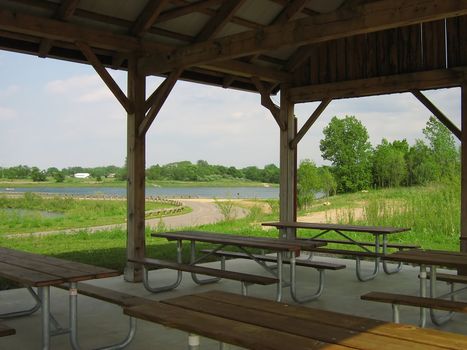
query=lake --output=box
[0,186,279,199]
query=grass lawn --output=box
[0,193,189,235]
[0,182,461,287]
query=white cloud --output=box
[0,106,17,120]
[0,85,20,98]
[77,87,113,103]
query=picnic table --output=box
[0,247,120,349]
[379,249,467,327]
[136,231,326,302]
[262,221,414,281]
[124,290,467,350]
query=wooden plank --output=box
[0,248,119,279]
[335,38,347,81]
[152,231,321,251]
[422,20,447,70]
[199,291,467,350]
[462,82,467,256]
[195,0,247,42]
[55,283,151,307]
[140,0,467,73]
[128,257,278,285]
[130,0,169,37]
[361,291,467,313]
[124,56,146,282]
[460,16,467,65]
[290,98,332,149]
[262,222,410,234]
[125,302,349,350]
[411,90,461,139]
[164,295,442,350]
[300,238,419,249]
[0,261,64,287]
[288,68,466,103]
[251,77,283,129]
[75,41,133,114]
[446,17,460,67]
[385,250,467,268]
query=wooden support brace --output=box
[412,90,461,140]
[75,41,133,114]
[139,68,183,136]
[251,77,284,130]
[290,98,332,149]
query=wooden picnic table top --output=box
[125,290,467,350]
[0,247,120,287]
[384,249,467,269]
[153,231,325,252]
[262,221,410,234]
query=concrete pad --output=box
[1,256,466,349]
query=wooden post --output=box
[279,86,297,240]
[124,56,146,282]
[461,82,467,257]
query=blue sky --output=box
[0,50,461,170]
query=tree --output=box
[373,139,407,188]
[406,139,437,186]
[319,167,337,197]
[31,167,47,182]
[320,116,373,193]
[53,171,65,183]
[297,159,320,209]
[423,116,459,179]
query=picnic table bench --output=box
[0,247,133,349]
[124,290,467,350]
[362,249,467,327]
[133,230,326,302]
[262,221,415,281]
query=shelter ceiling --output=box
[0,0,466,96]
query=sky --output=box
[0,50,462,170]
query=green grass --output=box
[0,183,461,282]
[0,193,186,234]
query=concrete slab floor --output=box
[1,256,466,349]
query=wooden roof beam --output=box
[288,68,467,103]
[140,0,467,73]
[412,90,461,140]
[131,0,170,37]
[195,0,246,42]
[290,98,332,149]
[38,0,80,57]
[139,68,183,136]
[251,77,284,130]
[75,41,133,114]
[157,0,223,23]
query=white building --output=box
[74,173,90,179]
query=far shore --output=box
[0,179,278,188]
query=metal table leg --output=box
[419,264,427,328]
[275,252,283,302]
[381,234,402,274]
[429,266,455,325]
[190,240,222,285]
[40,286,51,350]
[142,240,183,293]
[355,234,379,282]
[0,286,41,319]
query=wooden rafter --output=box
[0,8,172,53]
[140,0,467,73]
[139,68,183,136]
[195,0,246,42]
[75,41,133,114]
[412,90,461,140]
[38,0,80,57]
[157,0,223,23]
[131,0,169,37]
[288,68,467,103]
[224,0,306,88]
[251,77,284,130]
[289,98,332,149]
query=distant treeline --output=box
[0,161,280,184]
